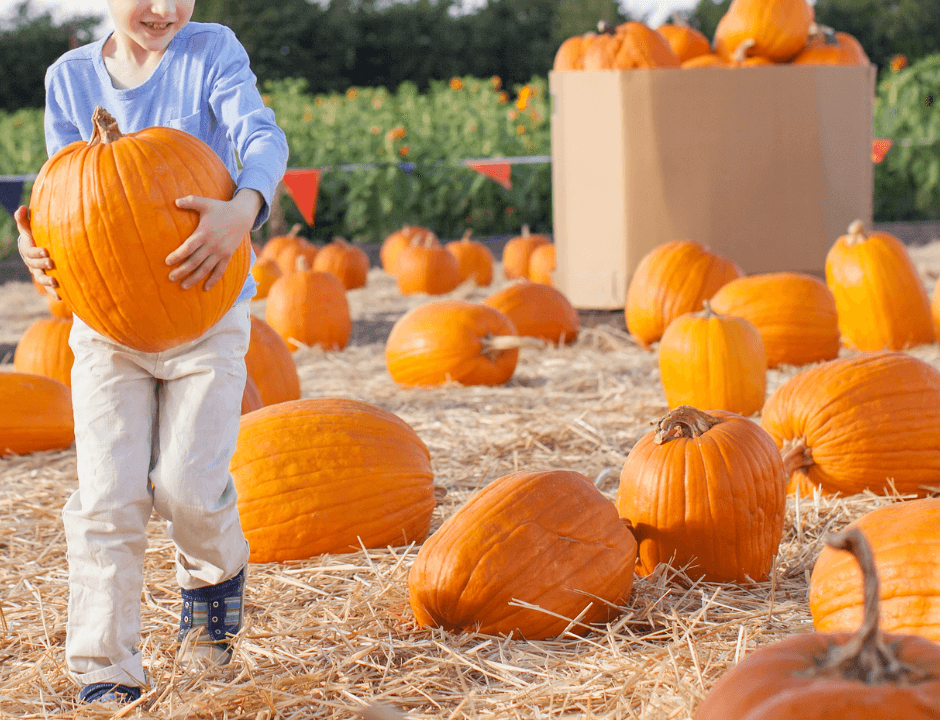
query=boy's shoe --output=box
[176,565,247,667]
[78,682,142,707]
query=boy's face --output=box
[108,0,196,54]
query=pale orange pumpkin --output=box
[259,223,305,262]
[445,230,494,286]
[250,256,282,300]
[244,315,301,406]
[269,234,319,279]
[581,21,682,70]
[395,233,462,295]
[791,23,869,66]
[409,469,638,639]
[501,225,551,280]
[312,236,369,290]
[760,351,940,497]
[658,301,767,416]
[617,406,786,583]
[552,30,598,71]
[527,242,555,285]
[707,272,840,368]
[482,281,579,345]
[13,317,75,388]
[264,258,351,351]
[380,225,439,274]
[625,240,743,349]
[0,372,74,456]
[385,301,525,387]
[656,18,712,63]
[714,0,815,64]
[810,498,940,643]
[826,220,935,351]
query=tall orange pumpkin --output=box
[230,398,436,563]
[694,527,940,720]
[409,469,638,639]
[625,240,743,349]
[707,272,840,368]
[13,317,75,388]
[264,259,351,351]
[810,499,940,643]
[713,0,815,63]
[28,106,251,353]
[826,220,935,351]
[616,406,786,583]
[657,302,767,416]
[0,372,74,456]
[760,351,940,497]
[385,301,523,387]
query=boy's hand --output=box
[15,205,61,300]
[167,188,262,291]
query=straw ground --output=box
[1,243,939,719]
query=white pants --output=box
[63,300,252,688]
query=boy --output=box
[15,0,288,707]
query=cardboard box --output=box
[549,65,876,309]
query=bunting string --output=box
[0,142,934,224]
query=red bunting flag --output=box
[282,169,321,226]
[467,161,512,190]
[872,138,893,164]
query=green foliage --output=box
[873,55,940,220]
[685,0,730,41]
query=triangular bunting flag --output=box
[282,169,321,226]
[0,179,25,219]
[467,161,512,190]
[872,138,893,163]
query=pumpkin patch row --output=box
[554,0,868,72]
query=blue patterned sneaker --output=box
[176,566,247,667]
[78,682,142,707]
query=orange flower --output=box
[372,96,383,109]
[450,78,464,91]
[386,126,406,142]
[302,107,313,123]
[498,91,509,104]
[491,76,502,90]
[516,86,532,111]
[315,97,323,105]
[516,124,526,135]
[261,94,271,106]
[399,145,410,157]
[890,54,908,72]
[508,109,517,120]
[371,126,381,135]
[506,206,515,215]
[346,87,359,100]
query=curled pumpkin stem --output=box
[781,437,814,476]
[845,219,868,245]
[815,527,932,684]
[479,334,545,360]
[654,406,720,444]
[89,106,122,146]
[732,38,757,64]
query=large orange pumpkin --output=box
[760,351,940,497]
[13,317,74,388]
[409,469,638,639]
[707,272,840,368]
[385,301,524,387]
[240,375,264,415]
[826,220,935,351]
[657,302,767,416]
[713,0,815,64]
[28,106,251,353]
[625,240,743,349]
[264,259,351,351]
[230,398,436,563]
[0,372,74,456]
[810,499,940,643]
[616,406,786,583]
[482,281,580,345]
[244,316,301,407]
[694,527,940,720]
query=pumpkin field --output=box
[2,223,940,718]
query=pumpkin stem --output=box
[294,255,311,273]
[698,299,719,318]
[653,406,721,444]
[596,20,617,35]
[814,528,932,685]
[732,39,757,64]
[781,437,814,476]
[461,229,473,243]
[479,333,544,360]
[669,12,689,27]
[846,220,868,245]
[89,106,123,146]
[287,223,303,237]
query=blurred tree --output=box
[0,0,102,110]
[552,0,628,48]
[685,0,730,41]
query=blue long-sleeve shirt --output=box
[42,22,289,303]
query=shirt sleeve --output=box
[43,65,83,158]
[205,26,289,231]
